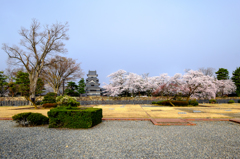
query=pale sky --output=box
[1,0,240,86]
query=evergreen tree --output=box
[64,81,80,96]
[0,71,8,97]
[232,67,240,96]
[215,68,229,80]
[15,71,45,101]
[8,82,19,97]
[78,78,85,94]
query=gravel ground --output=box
[0,120,240,159]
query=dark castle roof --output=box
[88,71,97,75]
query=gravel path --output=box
[1,120,240,158]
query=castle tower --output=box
[85,70,101,96]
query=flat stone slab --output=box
[193,110,201,113]
[225,110,232,111]
[178,112,187,114]
[109,108,114,110]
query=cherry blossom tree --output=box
[102,69,127,96]
[216,79,236,97]
[153,73,182,100]
[124,72,143,97]
[180,70,217,101]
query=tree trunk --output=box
[29,75,38,109]
[186,96,190,102]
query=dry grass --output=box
[1,103,240,119]
[0,106,50,118]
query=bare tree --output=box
[198,67,216,77]
[41,55,84,94]
[2,19,69,108]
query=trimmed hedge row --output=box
[152,100,198,106]
[47,107,102,128]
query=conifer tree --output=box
[232,67,240,96]
[78,78,85,94]
[215,68,229,80]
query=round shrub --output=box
[56,95,80,107]
[42,92,57,104]
[35,101,42,105]
[12,112,49,126]
[209,99,217,104]
[228,100,235,104]
[27,113,49,125]
[152,101,156,104]
[238,99,240,103]
[188,100,199,106]
[42,103,58,108]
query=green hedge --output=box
[209,99,217,103]
[228,100,235,104]
[152,100,191,106]
[47,107,102,128]
[161,101,189,106]
[12,112,49,126]
[188,100,199,106]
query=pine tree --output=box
[0,71,8,97]
[15,71,45,106]
[78,78,86,94]
[64,81,80,96]
[215,68,229,80]
[232,67,240,96]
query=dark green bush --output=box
[26,113,49,125]
[154,100,188,106]
[228,100,235,104]
[152,101,156,104]
[161,101,189,106]
[188,99,199,106]
[42,103,58,108]
[35,101,42,105]
[47,107,102,128]
[12,112,49,126]
[42,92,57,104]
[156,101,165,105]
[209,99,217,103]
[238,99,240,103]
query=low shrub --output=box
[47,107,102,128]
[188,99,199,106]
[154,100,188,106]
[228,100,235,104]
[161,101,189,106]
[156,101,164,105]
[42,92,57,104]
[209,99,217,104]
[35,101,42,105]
[152,101,156,104]
[238,99,240,103]
[42,103,58,108]
[56,95,80,107]
[12,112,49,126]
